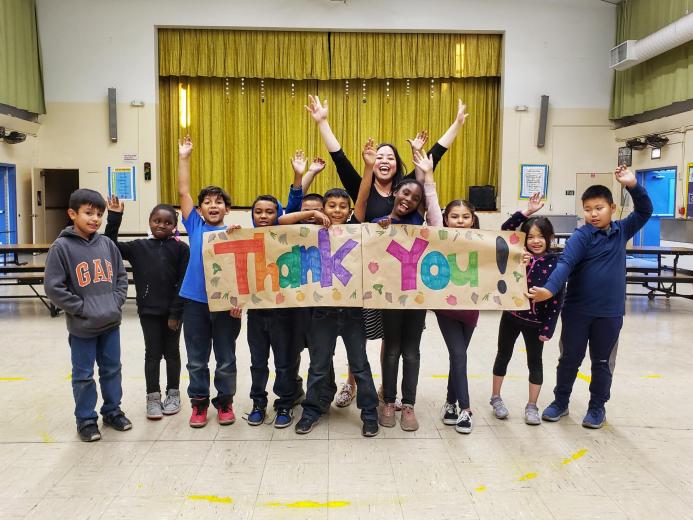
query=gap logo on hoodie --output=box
[75,259,114,287]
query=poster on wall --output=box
[519,164,549,199]
[687,163,693,219]
[108,166,136,201]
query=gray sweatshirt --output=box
[44,227,128,338]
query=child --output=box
[44,189,131,442]
[178,136,242,428]
[528,166,652,428]
[245,195,302,428]
[288,187,380,437]
[105,196,190,419]
[358,142,439,431]
[490,193,563,426]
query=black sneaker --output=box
[295,415,319,434]
[103,412,133,431]
[361,419,379,437]
[78,422,101,442]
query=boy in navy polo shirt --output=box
[528,165,652,429]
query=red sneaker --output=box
[217,403,236,425]
[189,403,208,428]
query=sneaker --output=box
[247,403,266,426]
[103,412,132,431]
[379,402,396,428]
[525,403,541,426]
[335,383,356,407]
[274,408,293,429]
[455,409,473,434]
[582,408,606,429]
[441,401,458,425]
[162,389,181,415]
[378,386,403,411]
[295,415,319,434]
[217,403,236,425]
[400,404,419,431]
[490,396,509,420]
[77,422,101,442]
[146,392,163,420]
[189,402,209,428]
[542,402,569,422]
[362,419,379,437]
[394,398,403,411]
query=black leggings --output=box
[382,309,426,406]
[139,314,182,394]
[493,312,544,385]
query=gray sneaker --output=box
[525,403,541,425]
[146,392,163,420]
[162,389,181,415]
[490,396,509,419]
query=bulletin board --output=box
[687,163,693,218]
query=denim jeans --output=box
[247,309,298,409]
[68,326,123,426]
[435,313,475,410]
[303,308,378,421]
[382,309,426,406]
[139,314,182,393]
[182,299,241,406]
[553,310,623,410]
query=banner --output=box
[203,224,529,311]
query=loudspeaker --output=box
[468,185,496,211]
[537,94,549,148]
[108,88,117,142]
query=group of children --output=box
[44,96,653,442]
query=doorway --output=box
[0,164,18,245]
[634,167,676,247]
[32,169,79,243]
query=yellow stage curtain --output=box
[329,33,501,79]
[158,29,330,80]
[159,76,500,207]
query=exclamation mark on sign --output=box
[496,236,509,294]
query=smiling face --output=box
[526,224,548,255]
[323,196,350,224]
[444,203,475,229]
[149,208,177,239]
[68,204,103,239]
[373,145,398,184]
[252,200,278,227]
[582,196,616,229]
[199,194,229,226]
[392,182,422,218]
[300,198,323,224]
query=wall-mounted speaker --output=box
[108,87,117,142]
[537,94,549,148]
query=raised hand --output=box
[412,149,434,176]
[108,195,124,213]
[291,149,307,175]
[526,192,544,215]
[305,95,329,123]
[307,157,326,175]
[456,99,470,126]
[178,135,193,158]
[614,164,636,188]
[362,137,377,166]
[406,130,429,153]
[225,224,241,234]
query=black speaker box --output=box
[468,185,496,211]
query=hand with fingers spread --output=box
[614,164,637,188]
[291,149,308,176]
[362,137,377,167]
[407,130,429,154]
[178,135,193,159]
[307,157,326,175]
[107,195,124,213]
[413,150,434,177]
[456,99,470,126]
[305,95,329,124]
[524,192,545,216]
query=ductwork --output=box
[610,11,693,70]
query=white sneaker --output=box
[440,402,458,425]
[455,409,473,434]
[146,392,163,420]
[162,389,181,415]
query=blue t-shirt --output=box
[371,212,424,225]
[179,210,226,303]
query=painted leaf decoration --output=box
[398,295,408,305]
[513,271,523,282]
[350,290,357,299]
[210,277,220,287]
[373,284,384,295]
[482,293,490,302]
[493,295,502,305]
[385,292,393,303]
[363,224,371,236]
[210,292,221,300]
[313,291,323,302]
[251,294,262,304]
[438,230,449,240]
[278,234,288,245]
[222,293,230,301]
[346,226,357,235]
[389,226,397,237]
[269,231,277,240]
[401,225,408,235]
[376,230,385,236]
[465,231,473,240]
[217,232,227,241]
[230,296,237,306]
[212,263,222,275]
[299,227,310,237]
[207,233,216,243]
[453,231,460,241]
[363,291,373,299]
[471,292,479,304]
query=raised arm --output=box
[301,157,326,193]
[286,150,307,214]
[354,138,376,223]
[615,165,653,239]
[413,150,443,225]
[407,131,429,184]
[436,99,469,149]
[178,136,195,219]
[104,195,134,260]
[501,192,544,231]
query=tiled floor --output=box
[1,286,692,519]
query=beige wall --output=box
[0,136,38,243]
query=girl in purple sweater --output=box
[490,193,563,425]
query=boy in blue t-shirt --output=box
[178,136,242,428]
[528,166,652,429]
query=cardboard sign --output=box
[203,224,529,311]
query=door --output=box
[31,168,46,243]
[0,164,18,244]
[634,168,676,247]
[575,173,614,220]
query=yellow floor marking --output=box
[265,501,350,509]
[520,348,527,353]
[65,373,72,381]
[187,495,233,504]
[474,485,487,492]
[518,472,537,481]
[136,483,144,489]
[641,374,662,379]
[576,371,591,383]
[40,432,55,443]
[0,377,27,381]
[562,448,588,465]
[431,374,449,379]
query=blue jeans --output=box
[303,308,378,421]
[183,299,241,406]
[68,327,123,426]
[247,309,298,409]
[553,310,623,409]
